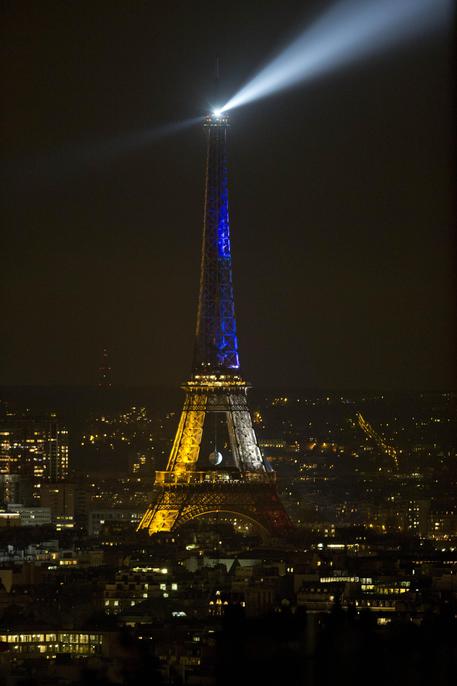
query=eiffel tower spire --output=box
[194,112,239,372]
[137,111,293,538]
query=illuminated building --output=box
[0,473,33,506]
[88,508,142,535]
[130,451,153,476]
[104,567,174,614]
[39,482,88,529]
[0,631,104,657]
[429,509,457,540]
[0,413,69,490]
[406,499,431,537]
[138,112,292,537]
[0,511,20,527]
[6,503,51,526]
[208,589,231,616]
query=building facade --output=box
[0,413,69,496]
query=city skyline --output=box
[0,4,455,683]
[1,0,453,391]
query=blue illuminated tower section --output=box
[194,112,239,372]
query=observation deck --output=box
[204,111,230,127]
[184,374,249,391]
[154,470,276,486]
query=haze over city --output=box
[1,0,453,390]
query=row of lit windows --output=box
[107,582,177,592]
[361,586,409,594]
[8,644,98,655]
[0,633,102,644]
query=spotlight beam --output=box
[221,0,451,113]
[4,115,204,183]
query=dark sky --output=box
[1,1,454,390]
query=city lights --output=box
[0,0,453,682]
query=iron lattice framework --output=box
[138,112,293,538]
[194,113,239,372]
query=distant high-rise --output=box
[0,412,69,497]
[98,348,112,389]
[40,481,88,530]
[0,473,33,507]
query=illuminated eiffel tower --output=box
[138,111,293,538]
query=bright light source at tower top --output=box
[212,109,222,118]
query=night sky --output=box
[1,1,454,390]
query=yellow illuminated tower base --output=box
[138,111,293,538]
[137,375,293,537]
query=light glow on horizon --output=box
[221,0,451,113]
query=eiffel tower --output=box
[138,110,293,538]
